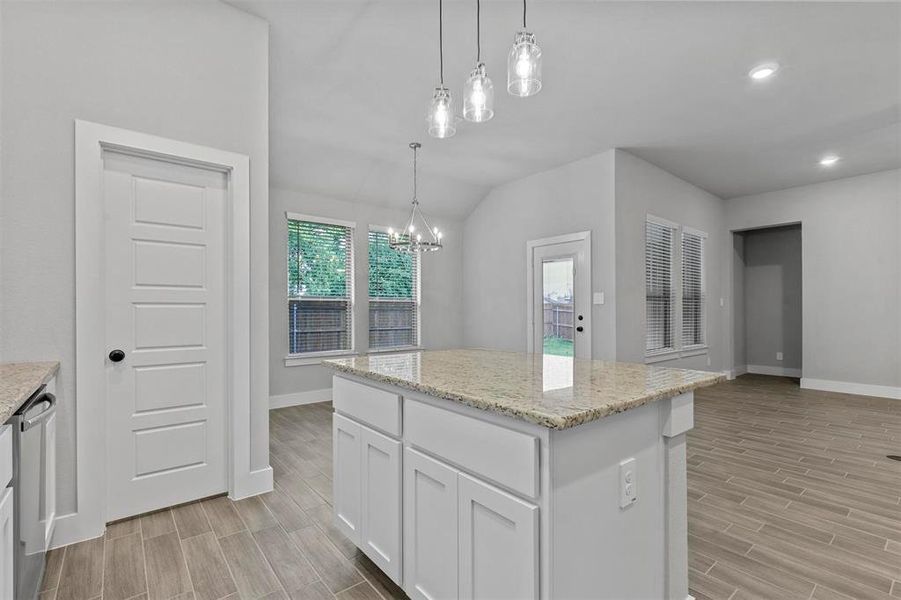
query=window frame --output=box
[645,215,678,358]
[681,226,708,352]
[645,214,708,363]
[367,224,422,352]
[285,212,357,363]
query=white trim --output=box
[75,120,258,543]
[285,211,356,229]
[645,346,708,364]
[269,388,332,409]
[747,364,802,378]
[682,225,708,239]
[728,365,748,380]
[366,345,423,355]
[526,231,592,356]
[285,351,358,367]
[801,378,901,400]
[646,213,680,229]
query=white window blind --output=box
[287,218,353,355]
[368,229,419,349]
[682,230,706,348]
[646,218,676,355]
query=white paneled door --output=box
[104,151,228,520]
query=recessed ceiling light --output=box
[819,155,840,167]
[749,63,779,80]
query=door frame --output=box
[72,120,255,543]
[525,231,592,357]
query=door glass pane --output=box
[542,258,574,357]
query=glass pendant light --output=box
[427,0,456,138]
[390,143,443,253]
[507,0,542,97]
[463,0,494,122]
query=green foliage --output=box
[543,336,574,357]
[288,220,350,298]
[369,230,415,299]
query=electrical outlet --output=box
[776,352,783,361]
[619,458,637,508]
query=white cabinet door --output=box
[360,426,402,585]
[458,473,538,600]
[0,488,13,600]
[404,447,459,600]
[43,410,57,548]
[333,414,362,545]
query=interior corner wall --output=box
[461,150,617,360]
[742,226,802,372]
[725,169,901,390]
[613,150,729,372]
[0,0,270,515]
[269,187,464,400]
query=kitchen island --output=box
[324,349,723,600]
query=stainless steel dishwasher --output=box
[11,385,57,600]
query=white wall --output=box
[462,151,618,359]
[0,1,270,515]
[270,187,464,400]
[741,226,803,373]
[726,169,900,391]
[614,151,729,372]
[731,233,746,374]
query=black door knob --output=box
[576,326,584,333]
[109,349,126,363]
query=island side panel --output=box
[662,391,694,600]
[548,400,667,600]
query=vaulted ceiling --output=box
[230,1,901,218]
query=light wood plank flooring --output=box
[688,375,901,600]
[45,375,901,600]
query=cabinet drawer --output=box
[333,376,402,437]
[404,400,539,498]
[0,426,11,489]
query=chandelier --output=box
[389,142,443,253]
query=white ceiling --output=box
[230,0,901,218]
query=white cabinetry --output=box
[403,447,459,600]
[0,424,13,600]
[333,412,403,585]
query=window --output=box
[368,229,420,349]
[645,216,707,359]
[682,229,706,348]
[645,218,676,355]
[287,217,354,355]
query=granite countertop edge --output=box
[0,361,60,424]
[324,360,724,430]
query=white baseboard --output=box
[801,378,901,400]
[232,465,274,500]
[746,364,802,378]
[269,388,332,409]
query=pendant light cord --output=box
[523,0,527,28]
[476,0,481,62]
[439,0,445,84]
[412,145,418,204]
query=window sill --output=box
[645,346,708,364]
[284,351,358,367]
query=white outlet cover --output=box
[619,458,637,508]
[776,352,783,361]
[593,292,605,305]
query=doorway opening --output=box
[732,224,802,379]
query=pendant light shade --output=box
[507,0,542,97]
[427,86,456,138]
[427,0,456,138]
[390,142,443,253]
[464,0,494,123]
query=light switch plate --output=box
[776,352,783,361]
[593,292,605,305]
[619,458,637,508]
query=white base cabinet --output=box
[333,374,694,600]
[0,424,13,600]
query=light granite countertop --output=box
[324,349,724,429]
[0,362,60,424]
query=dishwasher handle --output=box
[21,392,56,432]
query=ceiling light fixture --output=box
[819,155,840,167]
[427,0,456,138]
[507,0,542,97]
[463,0,494,122]
[390,142,443,253]
[749,63,779,80]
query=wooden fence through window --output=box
[543,302,574,340]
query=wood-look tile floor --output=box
[44,375,901,600]
[688,375,901,600]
